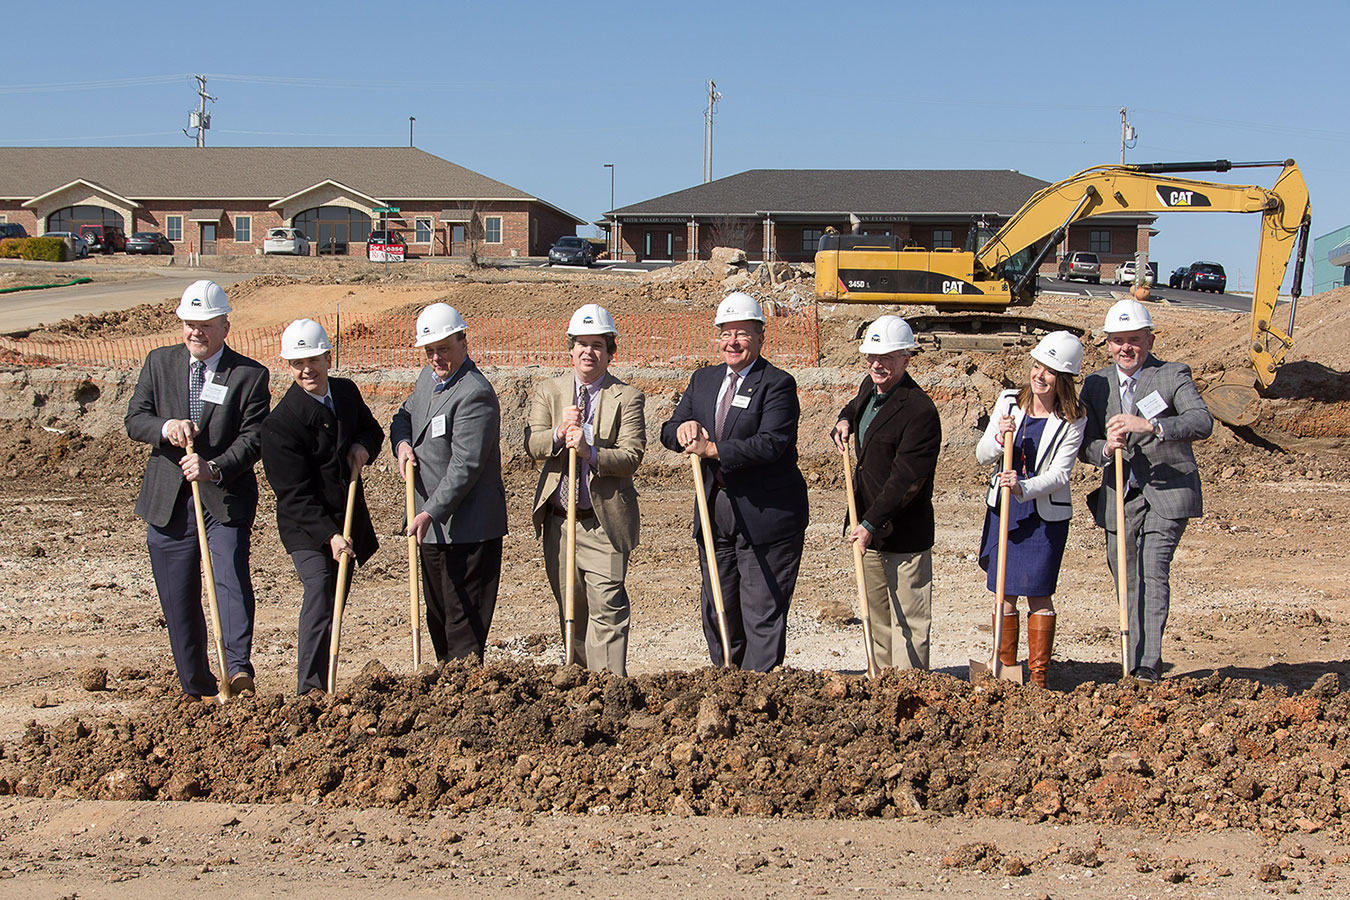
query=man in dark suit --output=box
[660,292,809,671]
[830,315,942,669]
[124,280,270,700]
[391,303,508,662]
[261,319,383,695]
[1079,299,1213,683]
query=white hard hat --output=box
[414,302,468,347]
[1102,298,1154,333]
[858,315,918,354]
[280,318,332,361]
[176,280,232,321]
[1030,330,1083,375]
[714,291,765,325]
[567,303,617,337]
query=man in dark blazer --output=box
[124,280,270,700]
[1079,299,1213,683]
[261,319,383,695]
[831,315,942,669]
[391,303,508,663]
[660,292,809,671]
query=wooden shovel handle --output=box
[186,439,231,701]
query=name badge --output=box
[1136,390,1167,420]
[731,394,751,409]
[199,380,228,405]
[582,423,594,444]
[430,414,447,439]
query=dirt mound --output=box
[3,660,1345,832]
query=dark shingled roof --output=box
[0,147,584,222]
[610,169,1056,218]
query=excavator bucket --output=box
[1202,369,1261,427]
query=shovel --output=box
[970,436,1025,683]
[563,446,579,665]
[1114,448,1130,678]
[841,443,878,679]
[326,474,361,694]
[405,458,422,669]
[185,440,230,702]
[690,454,733,667]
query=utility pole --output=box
[184,74,215,148]
[703,79,721,183]
[603,163,615,259]
[1119,107,1136,165]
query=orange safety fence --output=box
[0,307,821,372]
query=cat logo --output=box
[941,281,963,294]
[1155,187,1212,208]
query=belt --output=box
[550,505,596,521]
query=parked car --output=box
[1113,260,1158,285]
[263,227,311,256]
[78,224,127,254]
[1181,261,1227,293]
[0,223,29,240]
[548,236,595,267]
[1056,251,1100,283]
[125,231,174,255]
[366,230,406,261]
[1168,266,1189,289]
[43,231,90,259]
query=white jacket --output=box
[975,390,1086,522]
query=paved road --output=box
[1038,276,1279,316]
[0,267,248,334]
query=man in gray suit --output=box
[391,303,508,662]
[125,280,271,700]
[1079,299,1213,683]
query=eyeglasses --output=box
[718,330,757,342]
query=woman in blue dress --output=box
[976,331,1086,687]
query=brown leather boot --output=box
[1027,612,1056,688]
[996,612,1019,668]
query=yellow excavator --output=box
[814,159,1311,425]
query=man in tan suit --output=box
[525,303,646,674]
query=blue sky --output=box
[4,0,1346,290]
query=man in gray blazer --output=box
[391,303,508,662]
[125,280,270,700]
[1079,299,1213,683]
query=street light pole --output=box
[604,163,614,260]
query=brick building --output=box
[0,147,583,258]
[603,169,1154,275]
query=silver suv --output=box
[1057,251,1100,284]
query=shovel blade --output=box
[968,657,1026,684]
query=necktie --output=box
[323,395,334,413]
[715,370,738,441]
[189,360,205,423]
[433,379,450,394]
[1121,376,1135,415]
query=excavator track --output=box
[903,313,1085,352]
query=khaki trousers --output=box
[543,512,631,675]
[861,548,932,670]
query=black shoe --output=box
[1131,666,1160,683]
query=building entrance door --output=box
[644,230,673,261]
[200,223,217,255]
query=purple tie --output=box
[715,370,738,441]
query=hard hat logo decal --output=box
[583,316,594,324]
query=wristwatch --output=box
[207,460,222,482]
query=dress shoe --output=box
[178,692,222,705]
[229,673,256,695]
[1131,666,1160,683]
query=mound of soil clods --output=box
[1,661,1346,832]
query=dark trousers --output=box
[290,548,355,694]
[146,487,256,696]
[420,538,502,663]
[696,487,804,672]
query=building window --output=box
[1089,230,1112,253]
[47,205,125,233]
[452,224,466,243]
[234,216,251,243]
[293,206,373,254]
[415,217,432,243]
[802,228,824,253]
[484,216,502,243]
[932,229,954,249]
[166,216,183,242]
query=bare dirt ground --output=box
[1,263,1349,898]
